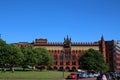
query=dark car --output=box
[66,73,78,79]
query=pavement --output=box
[65,78,96,80]
[78,78,96,80]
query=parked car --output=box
[93,73,100,77]
[79,72,89,78]
[66,73,78,79]
[22,65,32,69]
[88,73,94,77]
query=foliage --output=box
[0,39,8,67]
[34,48,52,66]
[0,39,6,46]
[7,44,24,67]
[79,48,108,71]
[0,40,24,72]
[0,39,52,71]
[21,46,52,67]
[20,45,38,66]
[20,46,28,66]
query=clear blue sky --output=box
[0,0,120,43]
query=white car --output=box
[93,73,100,77]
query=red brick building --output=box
[17,36,120,71]
[32,36,105,71]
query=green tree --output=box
[21,46,52,70]
[7,44,24,72]
[0,39,8,72]
[21,45,38,70]
[20,46,28,66]
[34,48,52,66]
[79,48,108,71]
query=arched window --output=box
[58,50,59,53]
[54,66,57,70]
[54,50,57,53]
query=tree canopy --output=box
[0,39,8,67]
[20,46,52,67]
[79,48,108,71]
[21,45,38,67]
[0,39,52,71]
[7,44,24,67]
[34,48,52,66]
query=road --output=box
[65,78,96,80]
[78,78,96,80]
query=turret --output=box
[100,35,106,61]
[63,35,71,48]
[63,36,71,55]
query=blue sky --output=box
[0,0,120,43]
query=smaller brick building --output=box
[105,40,120,71]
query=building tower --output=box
[63,35,71,70]
[100,35,107,62]
[63,35,71,55]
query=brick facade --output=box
[17,36,120,71]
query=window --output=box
[66,61,70,65]
[79,62,81,65]
[72,55,76,60]
[60,54,63,60]
[72,62,76,65]
[60,61,63,65]
[65,55,69,60]
[54,61,57,65]
[54,55,58,60]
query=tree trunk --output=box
[11,67,14,72]
[32,66,35,70]
[1,64,6,72]
[10,65,15,73]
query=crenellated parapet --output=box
[47,42,63,46]
[71,42,99,46]
[33,38,99,46]
[33,42,63,46]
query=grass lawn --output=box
[0,69,71,79]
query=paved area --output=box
[78,78,96,80]
[66,78,96,80]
